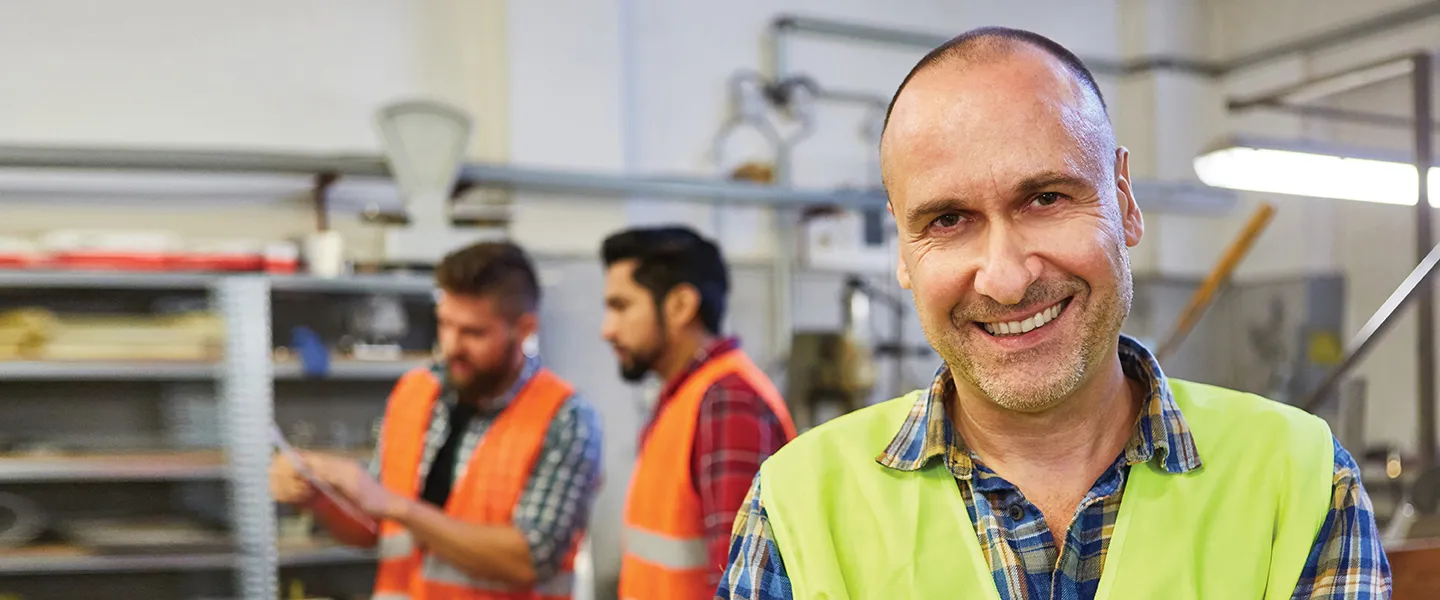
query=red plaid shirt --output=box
[639,337,790,587]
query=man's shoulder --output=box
[1166,378,1333,467]
[550,391,601,431]
[1167,378,1324,429]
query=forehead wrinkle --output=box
[881,48,1115,207]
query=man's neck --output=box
[655,331,715,385]
[950,353,1142,474]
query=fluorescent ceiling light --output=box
[1195,137,1440,206]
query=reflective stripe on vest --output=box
[377,531,414,560]
[622,525,710,570]
[619,349,797,600]
[373,366,583,600]
[422,555,575,596]
[757,379,1334,599]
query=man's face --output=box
[882,49,1143,413]
[435,292,530,402]
[601,259,666,382]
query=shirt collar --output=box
[874,334,1201,478]
[431,353,542,416]
[658,336,741,401]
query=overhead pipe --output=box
[0,145,889,211]
[769,2,1440,79]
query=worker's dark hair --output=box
[434,241,540,319]
[883,26,1108,132]
[601,226,729,335]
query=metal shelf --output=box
[273,358,426,381]
[0,451,226,483]
[0,358,424,381]
[0,551,237,575]
[0,360,217,380]
[0,270,216,290]
[268,273,435,295]
[278,545,376,567]
[0,270,435,295]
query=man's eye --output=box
[1033,192,1063,207]
[933,213,962,229]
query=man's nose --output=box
[972,225,1039,305]
[600,315,617,342]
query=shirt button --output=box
[1007,504,1026,521]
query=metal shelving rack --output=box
[0,269,437,599]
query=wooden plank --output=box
[1390,539,1440,599]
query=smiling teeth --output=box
[982,302,1064,336]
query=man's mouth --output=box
[977,298,1070,337]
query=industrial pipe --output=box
[1413,52,1435,472]
[768,2,1440,79]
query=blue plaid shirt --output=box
[716,336,1390,599]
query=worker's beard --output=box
[450,336,523,406]
[617,317,667,383]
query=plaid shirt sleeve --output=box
[715,474,794,600]
[1290,436,1391,599]
[512,394,605,582]
[693,374,790,589]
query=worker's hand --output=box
[306,453,409,521]
[269,454,316,505]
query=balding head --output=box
[883,27,1109,131]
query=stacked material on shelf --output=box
[0,308,223,361]
[59,517,231,555]
[0,230,299,273]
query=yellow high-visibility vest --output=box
[758,379,1333,599]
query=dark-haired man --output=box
[717,26,1388,600]
[600,226,797,600]
[270,241,603,600]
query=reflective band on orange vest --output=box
[623,526,709,570]
[377,532,413,560]
[619,349,797,600]
[421,557,575,596]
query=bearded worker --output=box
[715,27,1390,600]
[271,241,603,600]
[600,226,797,599]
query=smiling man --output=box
[716,27,1390,600]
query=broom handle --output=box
[1155,203,1277,363]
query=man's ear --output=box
[1115,146,1144,247]
[888,201,914,290]
[664,284,701,330]
[514,311,539,342]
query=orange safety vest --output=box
[618,348,798,600]
[373,366,580,600]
